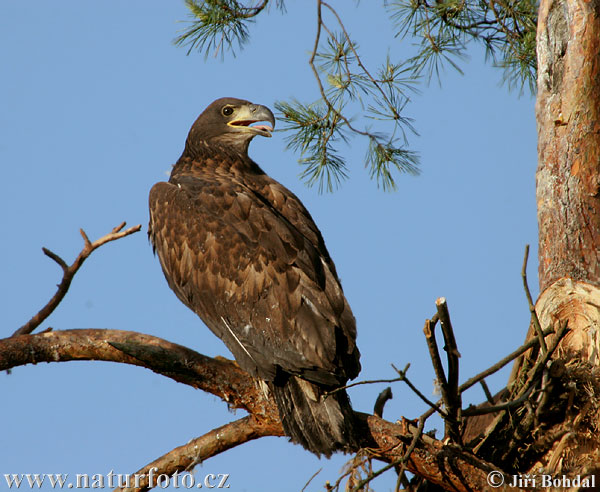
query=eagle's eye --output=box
[222,106,234,116]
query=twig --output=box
[423,316,450,413]
[517,320,569,399]
[374,387,393,418]
[12,222,141,337]
[421,326,556,420]
[436,297,462,443]
[328,376,407,392]
[300,468,322,492]
[522,244,547,354]
[219,0,269,20]
[353,417,426,492]
[460,325,555,395]
[328,363,445,416]
[392,363,447,416]
[472,321,569,454]
[480,380,494,404]
[463,384,535,416]
[307,0,400,145]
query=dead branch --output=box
[0,329,278,419]
[329,363,445,416]
[436,297,462,443]
[12,222,141,337]
[300,468,323,492]
[463,384,535,416]
[423,316,448,398]
[359,415,504,492]
[118,416,276,492]
[355,416,426,492]
[472,320,569,456]
[522,244,547,354]
[480,380,494,404]
[392,363,446,416]
[373,387,393,418]
[421,325,556,421]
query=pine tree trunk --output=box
[532,0,600,478]
[536,0,600,362]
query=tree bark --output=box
[536,0,600,294]
[526,0,600,480]
[535,0,600,357]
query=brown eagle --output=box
[148,97,360,456]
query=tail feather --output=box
[270,376,358,457]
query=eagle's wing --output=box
[149,173,358,386]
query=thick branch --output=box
[358,415,504,492]
[1,329,278,419]
[2,329,500,492]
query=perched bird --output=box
[148,97,360,457]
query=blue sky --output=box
[2,2,538,491]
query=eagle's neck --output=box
[175,141,265,179]
[184,136,250,158]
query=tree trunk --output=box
[531,0,600,478]
[536,0,600,358]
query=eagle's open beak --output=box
[227,104,276,138]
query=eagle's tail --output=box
[270,376,358,457]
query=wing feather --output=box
[149,158,359,385]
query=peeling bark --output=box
[535,279,600,362]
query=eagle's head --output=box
[186,97,276,154]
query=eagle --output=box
[148,97,361,456]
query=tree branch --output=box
[2,329,501,492]
[421,325,556,420]
[522,244,547,354]
[118,416,276,492]
[12,222,142,337]
[436,297,462,443]
[0,329,278,419]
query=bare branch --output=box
[0,329,278,419]
[360,415,503,492]
[373,387,393,418]
[300,468,322,492]
[117,416,274,492]
[436,297,462,443]
[354,416,426,492]
[522,244,547,354]
[480,380,494,404]
[392,363,447,416]
[2,329,501,492]
[423,316,449,404]
[12,222,141,337]
[472,321,569,454]
[41,247,68,272]
[421,325,556,420]
[463,384,535,416]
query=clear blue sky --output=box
[2,2,538,491]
